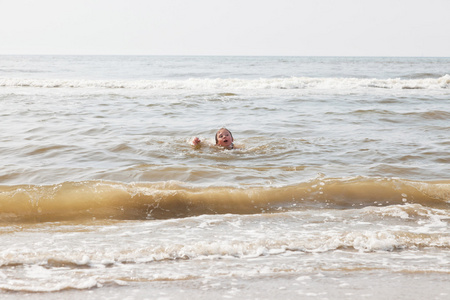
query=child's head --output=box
[215,128,234,149]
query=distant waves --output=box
[0,75,449,90]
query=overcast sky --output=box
[1,0,449,56]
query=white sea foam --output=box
[0,277,99,292]
[0,75,449,90]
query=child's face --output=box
[216,129,234,148]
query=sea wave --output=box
[0,75,449,90]
[1,177,448,222]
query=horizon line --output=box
[0,53,449,58]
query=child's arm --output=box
[191,137,202,148]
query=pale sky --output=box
[1,0,449,56]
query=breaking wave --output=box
[1,177,448,222]
[0,75,449,90]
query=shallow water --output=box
[0,55,449,298]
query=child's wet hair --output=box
[215,128,233,144]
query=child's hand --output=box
[192,137,201,145]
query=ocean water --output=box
[0,55,449,299]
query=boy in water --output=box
[192,128,235,150]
